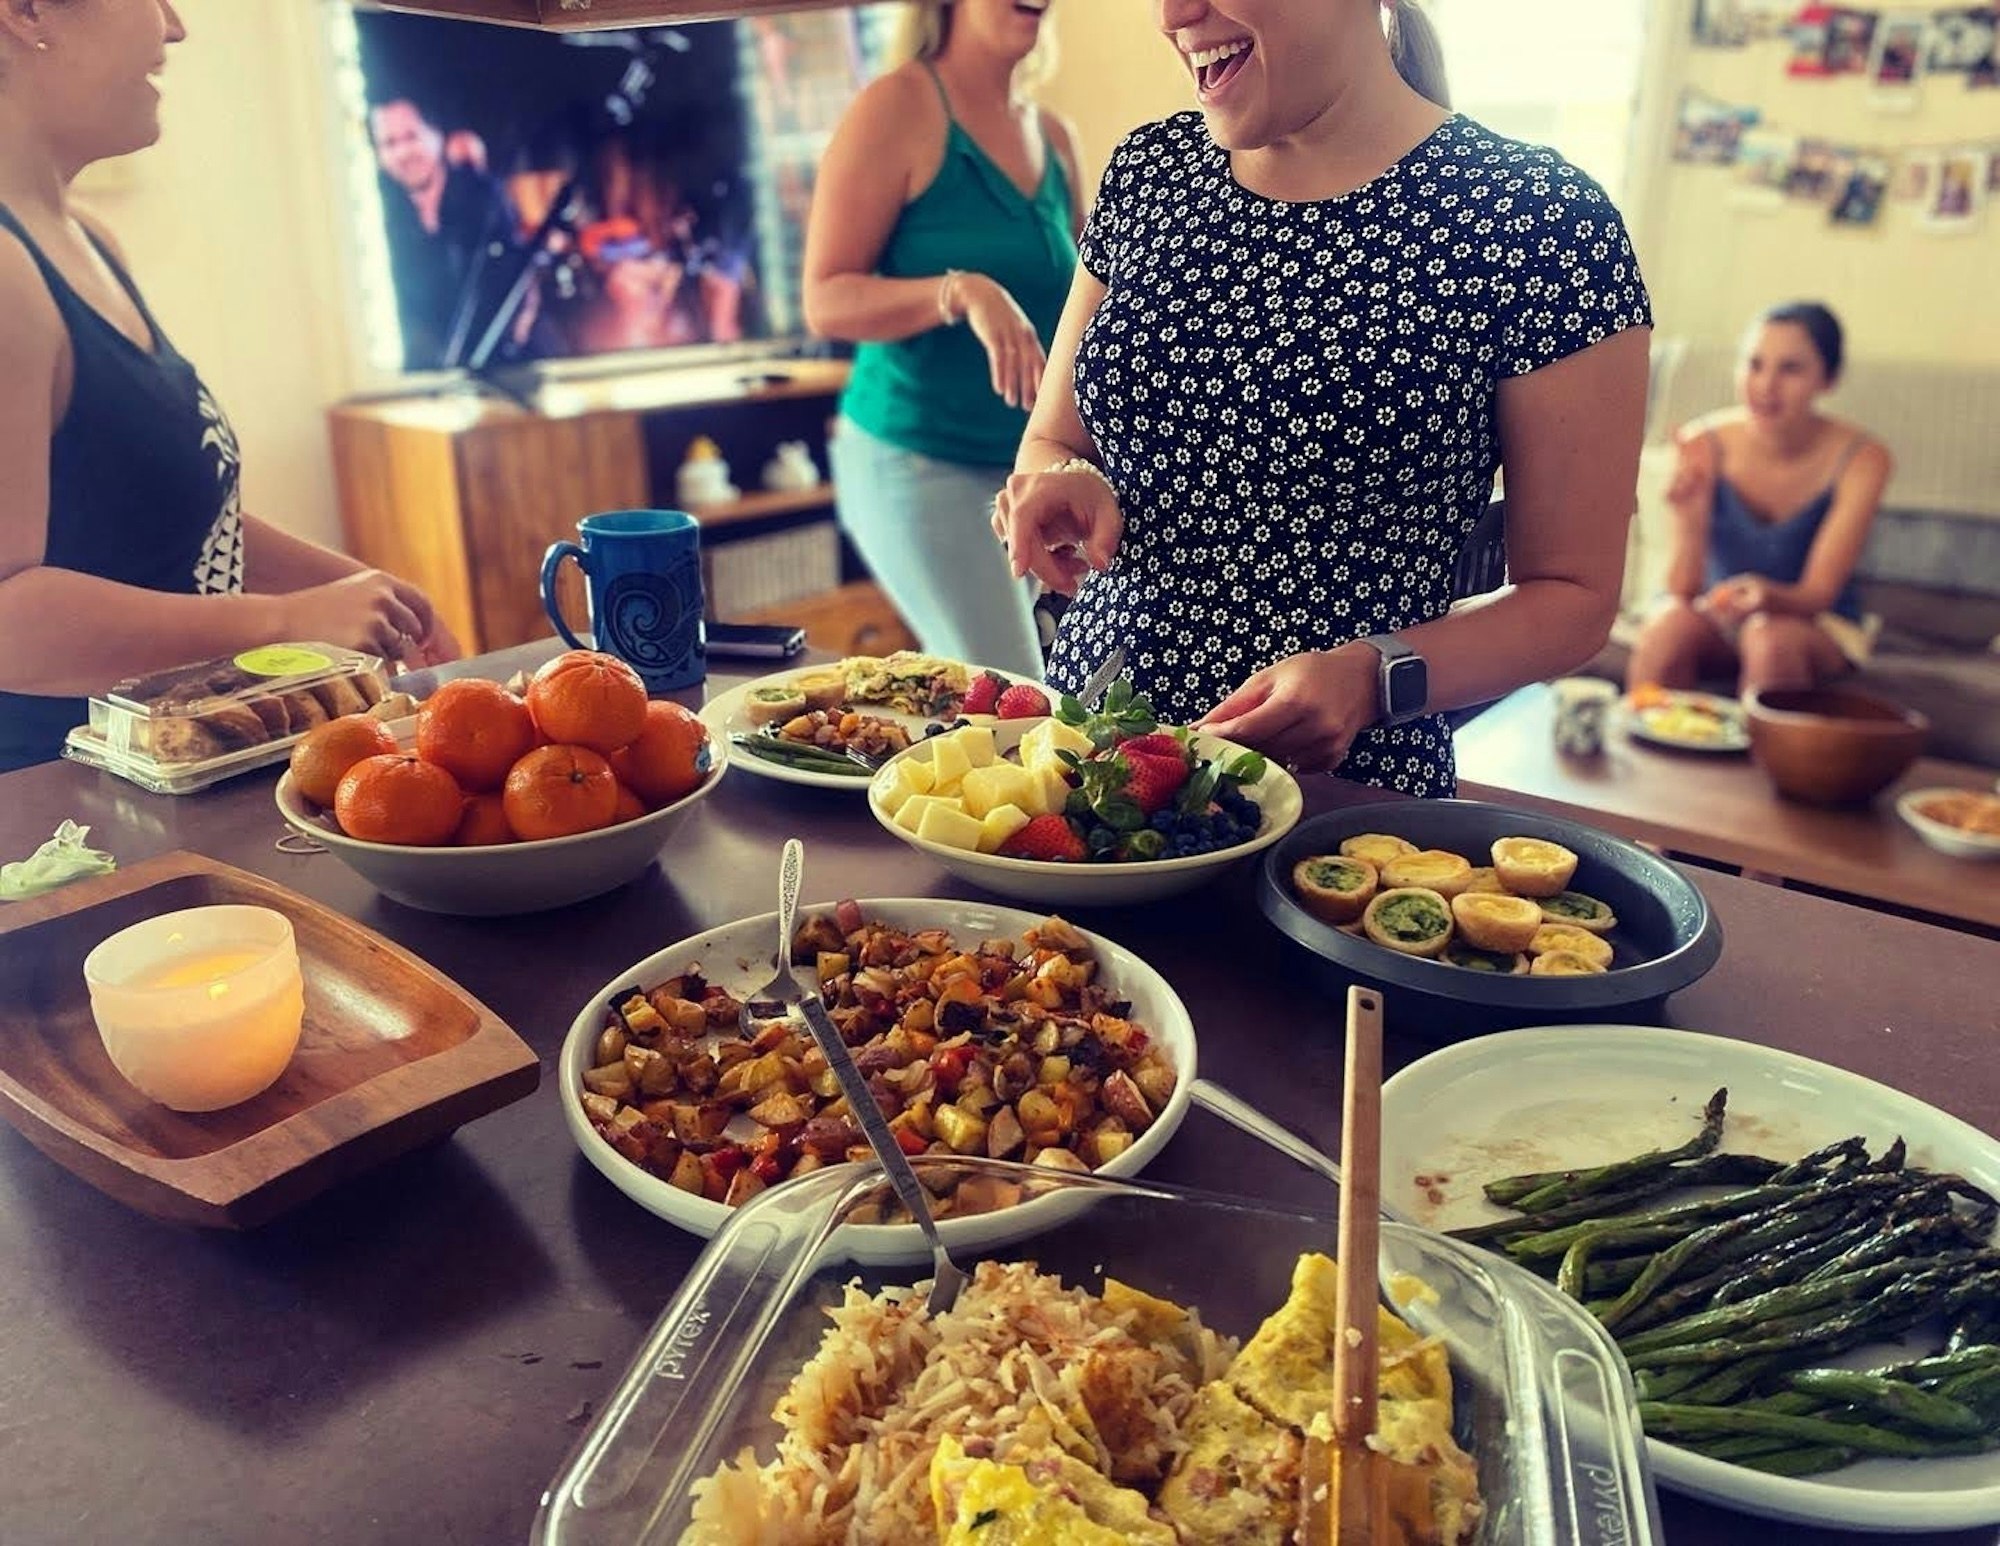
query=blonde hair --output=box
[889,1,1059,98]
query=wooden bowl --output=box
[1744,687,1928,807]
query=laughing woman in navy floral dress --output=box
[994,0,1652,796]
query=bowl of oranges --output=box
[275,651,725,916]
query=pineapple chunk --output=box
[894,795,944,834]
[1019,719,1093,772]
[1030,761,1073,818]
[954,725,997,769]
[916,801,986,852]
[929,733,973,795]
[977,803,1032,854]
[876,758,934,817]
[959,763,1038,819]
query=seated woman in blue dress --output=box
[1626,302,1893,697]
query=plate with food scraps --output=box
[1621,688,1751,754]
[1382,1025,2000,1533]
[698,652,1042,790]
[559,896,1195,1265]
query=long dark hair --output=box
[1385,0,1452,110]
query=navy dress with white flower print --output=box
[1047,113,1653,798]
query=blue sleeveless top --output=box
[0,206,244,773]
[1705,433,1865,622]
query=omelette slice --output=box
[930,1435,1176,1546]
[1209,1253,1484,1546]
[1155,1381,1302,1545]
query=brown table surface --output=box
[1455,683,2000,931]
[3,643,1998,1546]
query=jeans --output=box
[828,418,1045,680]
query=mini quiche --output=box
[1538,890,1618,933]
[1341,832,1418,867]
[1293,855,1379,924]
[1363,888,1455,958]
[1449,892,1543,953]
[1490,836,1578,898]
[1381,849,1475,898]
[744,685,807,726]
[1528,924,1615,970]
[1439,942,1529,975]
[1530,949,1608,977]
[791,668,849,714]
[1458,866,1506,895]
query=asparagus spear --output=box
[1498,1088,1730,1211]
[1506,1183,1815,1263]
[1799,1201,1968,1284]
[1621,1254,1997,1358]
[1640,1402,1999,1459]
[1450,1155,1782,1246]
[1786,1369,1989,1436]
[1769,1136,1869,1184]
[1732,1445,1863,1477]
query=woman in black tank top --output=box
[0,3,459,772]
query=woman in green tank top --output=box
[804,0,1080,678]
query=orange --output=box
[525,651,647,754]
[289,715,397,809]
[415,679,537,793]
[502,744,618,841]
[610,699,709,806]
[334,755,464,846]
[455,792,515,847]
[611,783,647,825]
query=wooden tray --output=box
[0,852,540,1228]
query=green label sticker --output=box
[235,645,334,679]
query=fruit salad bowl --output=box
[867,715,1302,907]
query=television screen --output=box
[333,7,891,376]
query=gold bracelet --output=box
[938,269,963,326]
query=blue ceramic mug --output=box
[540,510,706,693]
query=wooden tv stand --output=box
[326,358,915,658]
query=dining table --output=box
[2,640,1997,1546]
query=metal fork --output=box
[758,838,970,1314]
[1077,644,1126,711]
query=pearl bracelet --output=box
[1048,456,1114,490]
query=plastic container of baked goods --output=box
[62,642,396,795]
[535,1159,1661,1546]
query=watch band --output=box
[1361,634,1429,726]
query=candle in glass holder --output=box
[84,905,306,1112]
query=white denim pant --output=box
[829,418,1045,680]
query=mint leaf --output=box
[1102,796,1145,832]
[1179,763,1221,815]
[1056,694,1086,725]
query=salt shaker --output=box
[1551,677,1617,757]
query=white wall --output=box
[76,0,350,548]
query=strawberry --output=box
[1117,732,1186,761]
[996,684,1053,720]
[961,671,1007,715]
[998,813,1088,862]
[1122,751,1189,815]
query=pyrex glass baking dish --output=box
[537,1158,1661,1546]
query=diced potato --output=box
[894,795,943,834]
[929,733,972,794]
[595,1024,628,1066]
[1020,718,1093,771]
[580,1092,619,1125]
[1032,1148,1089,1175]
[934,1103,990,1154]
[954,725,997,769]
[916,801,986,852]
[817,950,850,985]
[583,1063,634,1099]
[723,1169,766,1208]
[668,1151,705,1195]
[618,995,666,1037]
[1088,1126,1136,1166]
[977,803,1032,854]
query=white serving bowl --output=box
[275,726,727,916]
[1897,788,2000,861]
[559,898,1198,1266]
[866,719,1303,908]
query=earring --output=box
[36,39,50,51]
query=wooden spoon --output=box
[1302,985,1389,1545]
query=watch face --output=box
[1386,654,1429,719]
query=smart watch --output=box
[1360,635,1429,726]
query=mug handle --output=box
[540,541,591,652]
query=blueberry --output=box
[1150,811,1175,833]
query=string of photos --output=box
[1673,90,1996,231]
[1692,3,1997,93]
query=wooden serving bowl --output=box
[1743,686,1928,807]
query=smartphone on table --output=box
[706,622,808,661]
